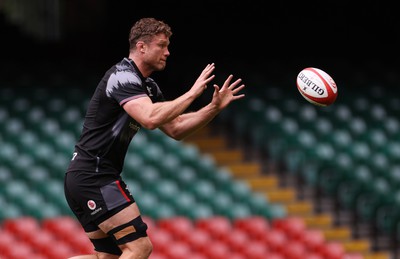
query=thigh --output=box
[98,203,141,233]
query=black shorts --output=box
[64,171,135,232]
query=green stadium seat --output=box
[0,166,12,185]
[124,179,142,197]
[52,131,76,155]
[374,190,400,237]
[149,203,176,220]
[2,118,25,144]
[150,179,181,204]
[46,98,67,118]
[15,130,40,155]
[223,180,253,202]
[224,203,252,219]
[355,177,392,224]
[25,106,46,130]
[171,166,198,187]
[132,165,162,187]
[24,165,51,189]
[38,179,72,215]
[136,191,161,218]
[47,152,71,179]
[0,202,23,220]
[212,191,235,216]
[336,165,373,211]
[169,190,198,215]
[185,202,213,220]
[189,179,217,204]
[317,152,354,198]
[386,165,400,189]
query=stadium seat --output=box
[185,202,214,220]
[201,240,231,259]
[262,229,287,253]
[374,190,400,238]
[0,229,18,255]
[223,228,250,255]
[184,228,212,254]
[2,217,40,241]
[1,239,38,259]
[241,239,270,259]
[272,216,306,241]
[301,229,326,253]
[281,240,308,259]
[157,216,194,241]
[355,177,392,224]
[233,216,270,241]
[150,179,181,204]
[195,216,232,241]
[162,240,193,259]
[318,241,345,259]
[169,190,198,215]
[149,228,174,255]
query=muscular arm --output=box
[123,63,215,130]
[161,74,245,140]
[123,91,197,130]
[124,65,245,140]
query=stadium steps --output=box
[184,124,391,258]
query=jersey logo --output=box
[87,200,96,210]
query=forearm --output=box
[139,91,197,129]
[162,102,220,140]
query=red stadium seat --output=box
[272,216,306,240]
[157,216,194,240]
[223,228,250,254]
[233,216,270,241]
[195,216,232,241]
[228,252,247,259]
[301,229,326,252]
[41,239,76,259]
[261,252,285,259]
[241,239,269,259]
[263,229,288,253]
[148,251,168,259]
[3,216,40,241]
[319,241,345,259]
[42,216,82,240]
[201,240,231,259]
[184,228,213,254]
[149,228,174,255]
[304,253,324,259]
[281,240,307,259]
[66,230,95,254]
[1,239,36,259]
[24,229,56,255]
[0,230,17,255]
[163,240,192,259]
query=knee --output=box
[142,237,153,257]
[121,237,153,259]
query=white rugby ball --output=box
[296,67,338,106]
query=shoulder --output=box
[112,59,142,85]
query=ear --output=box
[136,41,145,53]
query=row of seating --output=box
[0,215,365,259]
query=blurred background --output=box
[0,1,400,259]
[1,0,399,95]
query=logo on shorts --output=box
[87,200,96,210]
